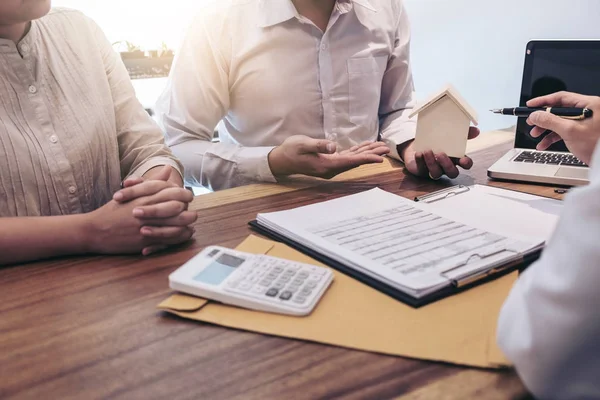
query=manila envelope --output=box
[158,235,514,369]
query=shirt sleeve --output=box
[497,145,600,400]
[378,1,417,161]
[155,12,276,191]
[88,18,183,182]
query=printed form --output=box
[257,188,554,296]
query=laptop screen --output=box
[516,41,600,151]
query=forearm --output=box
[380,109,416,161]
[0,214,91,266]
[170,140,275,191]
[142,164,184,187]
[497,178,600,399]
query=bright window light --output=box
[51,0,211,50]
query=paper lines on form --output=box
[309,204,512,279]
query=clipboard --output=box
[249,185,557,308]
[248,220,541,308]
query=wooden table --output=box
[0,132,561,399]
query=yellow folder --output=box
[158,235,514,368]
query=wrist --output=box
[397,140,414,162]
[78,210,101,254]
[267,147,291,178]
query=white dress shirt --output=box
[498,144,600,399]
[156,0,416,190]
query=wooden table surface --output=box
[0,133,561,400]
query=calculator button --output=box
[305,281,317,289]
[239,283,252,291]
[298,271,309,279]
[266,288,279,297]
[283,269,295,276]
[272,282,285,290]
[247,276,259,283]
[293,295,307,304]
[286,285,299,293]
[273,266,284,273]
[291,278,305,286]
[300,288,313,296]
[252,286,267,294]
[279,291,293,301]
[278,276,291,283]
[309,274,322,282]
[266,273,278,280]
[259,279,271,287]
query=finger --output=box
[113,180,171,202]
[529,126,549,138]
[143,187,194,207]
[536,132,563,151]
[140,226,195,241]
[423,151,443,179]
[435,153,460,179]
[133,200,188,219]
[413,152,429,176]
[353,143,391,156]
[138,210,198,227]
[527,91,591,108]
[526,111,576,138]
[458,156,474,170]
[467,126,480,140]
[122,177,145,188]
[298,138,336,154]
[142,245,169,257]
[336,153,385,167]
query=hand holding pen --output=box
[503,91,599,164]
[491,106,593,120]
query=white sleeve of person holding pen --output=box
[497,91,600,399]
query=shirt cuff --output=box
[128,157,184,182]
[235,146,277,184]
[383,133,415,162]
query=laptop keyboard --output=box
[513,151,588,168]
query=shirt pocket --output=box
[347,56,388,130]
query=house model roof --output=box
[409,84,479,126]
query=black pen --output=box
[490,107,593,120]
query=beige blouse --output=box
[0,8,182,217]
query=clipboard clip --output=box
[439,248,522,288]
[414,185,470,204]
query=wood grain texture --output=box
[0,139,559,400]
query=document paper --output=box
[257,188,556,298]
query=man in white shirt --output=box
[156,0,479,190]
[498,91,600,399]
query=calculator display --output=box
[193,252,246,285]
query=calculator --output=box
[169,246,334,316]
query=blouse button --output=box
[49,135,58,143]
[68,186,77,194]
[28,85,37,94]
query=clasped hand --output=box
[87,165,197,256]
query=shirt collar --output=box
[257,0,298,28]
[257,0,377,28]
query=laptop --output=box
[488,40,600,187]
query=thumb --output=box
[527,111,575,137]
[297,138,336,154]
[154,165,172,182]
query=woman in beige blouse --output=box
[0,1,197,265]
